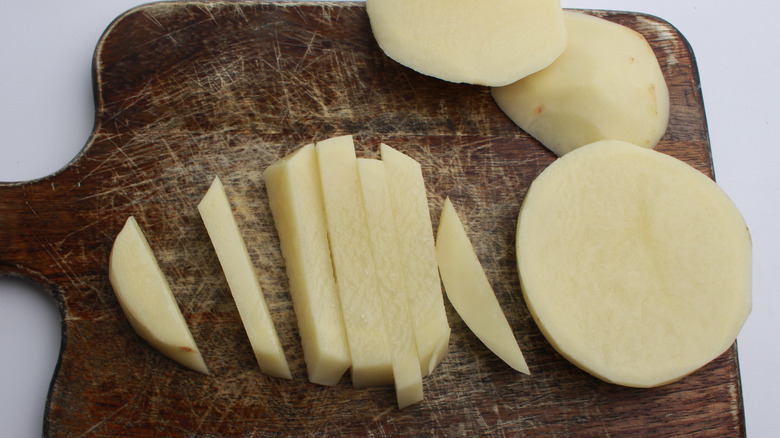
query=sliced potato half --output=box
[492,11,669,155]
[367,0,566,86]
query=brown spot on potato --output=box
[649,84,658,114]
[180,346,194,353]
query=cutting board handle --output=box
[1,182,48,272]
[0,147,115,315]
[1,180,64,303]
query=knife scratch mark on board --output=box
[35,236,88,302]
[76,180,148,202]
[140,12,222,49]
[159,138,181,167]
[72,148,125,192]
[295,30,321,74]
[76,399,134,438]
[21,191,42,221]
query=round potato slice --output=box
[366,0,567,87]
[516,140,751,387]
[492,12,670,156]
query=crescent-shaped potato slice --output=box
[436,198,529,374]
[109,216,209,374]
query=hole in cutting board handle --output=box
[0,276,63,437]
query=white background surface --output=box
[1,0,777,436]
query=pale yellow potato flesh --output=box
[366,0,566,86]
[380,143,450,376]
[108,216,209,374]
[436,198,529,374]
[264,144,351,386]
[198,176,291,379]
[492,11,670,156]
[357,158,424,408]
[317,135,394,387]
[517,140,751,387]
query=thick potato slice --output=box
[198,176,291,379]
[366,0,566,86]
[264,144,351,386]
[436,198,529,374]
[492,11,670,156]
[516,140,751,387]
[109,216,209,374]
[381,143,450,376]
[317,135,393,387]
[357,158,424,408]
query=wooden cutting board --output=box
[0,2,745,436]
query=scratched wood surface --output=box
[0,1,745,436]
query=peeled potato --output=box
[516,140,751,387]
[366,0,567,86]
[492,11,670,155]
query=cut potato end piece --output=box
[108,216,209,374]
[381,143,450,376]
[367,0,566,86]
[317,135,394,387]
[264,144,351,386]
[517,140,751,387]
[492,11,669,156]
[357,158,424,408]
[198,176,291,379]
[436,198,529,374]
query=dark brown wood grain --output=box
[0,2,744,436]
